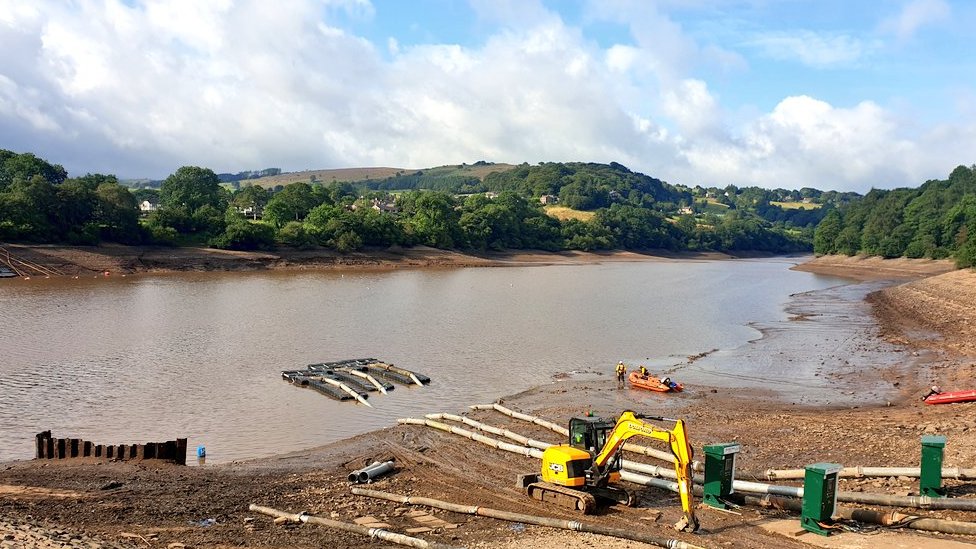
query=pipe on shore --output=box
[358,460,396,483]
[731,480,976,511]
[400,417,976,512]
[765,466,976,481]
[248,504,460,549]
[427,413,705,485]
[351,487,706,549]
[731,493,976,536]
[470,403,703,472]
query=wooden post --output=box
[35,431,51,459]
[176,438,187,465]
[56,439,66,459]
[95,445,103,458]
[83,441,92,457]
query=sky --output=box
[1,0,974,193]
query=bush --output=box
[278,221,315,249]
[210,221,276,250]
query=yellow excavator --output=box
[518,410,698,532]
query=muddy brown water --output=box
[0,257,901,463]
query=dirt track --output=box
[2,253,976,548]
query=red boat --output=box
[924,389,976,405]
[629,372,683,393]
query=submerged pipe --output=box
[765,466,976,481]
[351,487,706,549]
[375,362,424,386]
[248,504,460,549]
[319,376,371,407]
[341,368,389,394]
[400,417,976,512]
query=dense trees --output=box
[0,150,824,256]
[813,165,976,266]
[0,151,140,243]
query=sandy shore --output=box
[2,253,975,548]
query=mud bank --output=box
[0,242,735,278]
[2,256,976,548]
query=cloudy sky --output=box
[1,0,974,192]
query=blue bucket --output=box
[197,445,206,458]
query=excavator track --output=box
[524,482,597,514]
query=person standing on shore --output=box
[615,361,627,389]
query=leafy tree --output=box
[160,166,225,212]
[398,191,460,248]
[232,185,270,219]
[263,182,320,227]
[813,210,842,255]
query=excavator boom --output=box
[528,410,699,533]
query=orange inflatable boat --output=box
[629,372,683,392]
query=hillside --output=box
[247,162,515,188]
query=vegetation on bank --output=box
[814,165,976,267]
[2,149,851,255]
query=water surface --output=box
[0,258,853,463]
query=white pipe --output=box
[318,376,371,407]
[765,466,976,481]
[400,417,976,512]
[427,413,699,483]
[339,368,388,394]
[470,403,703,471]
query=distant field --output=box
[771,201,821,210]
[246,163,515,188]
[248,167,407,187]
[545,205,595,221]
[703,198,730,208]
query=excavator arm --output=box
[592,411,699,533]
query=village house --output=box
[138,200,159,215]
[539,194,558,205]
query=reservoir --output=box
[0,257,871,463]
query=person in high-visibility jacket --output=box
[615,361,627,389]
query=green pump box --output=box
[802,462,841,536]
[920,435,947,498]
[703,443,740,509]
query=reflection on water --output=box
[0,258,847,463]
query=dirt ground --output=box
[2,251,976,548]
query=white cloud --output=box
[0,0,971,194]
[879,0,950,41]
[748,31,874,68]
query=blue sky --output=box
[1,0,974,192]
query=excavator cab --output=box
[569,416,614,453]
[568,416,624,484]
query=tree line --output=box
[1,149,812,254]
[813,165,976,267]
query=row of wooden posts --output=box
[35,431,187,465]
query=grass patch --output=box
[771,201,821,210]
[545,206,595,222]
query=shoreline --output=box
[3,253,975,548]
[0,242,776,279]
